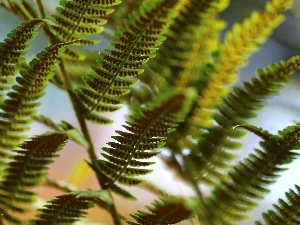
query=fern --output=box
[46,0,122,60]
[1,0,300,224]
[0,41,73,157]
[205,123,300,224]
[76,0,179,124]
[0,19,43,100]
[147,0,227,89]
[127,196,197,225]
[91,89,196,199]
[31,190,112,225]
[185,53,300,185]
[0,133,68,224]
[257,185,300,224]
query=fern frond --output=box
[256,185,300,225]
[0,19,43,101]
[9,0,38,20]
[1,0,38,20]
[206,123,300,224]
[0,133,68,224]
[76,0,180,124]
[187,53,300,185]
[0,42,73,158]
[31,190,112,225]
[147,0,228,89]
[90,89,196,199]
[189,0,293,131]
[127,196,197,225]
[47,0,121,60]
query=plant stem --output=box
[181,155,212,225]
[33,1,122,225]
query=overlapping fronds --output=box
[0,19,43,100]
[146,0,228,89]
[47,0,122,59]
[7,0,38,20]
[76,0,179,124]
[257,185,300,225]
[31,190,112,225]
[127,196,196,225]
[185,53,300,185]
[187,0,292,138]
[0,42,72,158]
[0,133,68,224]
[90,89,196,199]
[205,123,300,225]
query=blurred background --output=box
[1,0,300,224]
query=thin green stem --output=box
[33,2,121,224]
[181,155,212,225]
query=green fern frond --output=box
[0,133,68,224]
[206,123,300,224]
[47,0,121,60]
[127,196,197,225]
[184,53,300,186]
[0,41,73,157]
[256,185,300,225]
[76,0,179,124]
[31,190,112,225]
[0,19,43,100]
[90,89,196,199]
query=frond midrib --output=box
[107,99,173,187]
[85,19,154,117]
[64,0,94,42]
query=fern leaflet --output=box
[30,190,112,225]
[206,123,300,224]
[90,89,196,199]
[0,133,68,224]
[127,196,196,225]
[0,19,43,101]
[0,41,73,159]
[186,53,300,185]
[257,185,300,225]
[47,0,122,59]
[76,0,179,124]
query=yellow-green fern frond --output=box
[146,0,228,89]
[127,196,197,225]
[76,0,179,124]
[90,89,196,199]
[174,0,228,89]
[189,0,293,132]
[186,53,300,185]
[0,133,68,224]
[47,0,122,60]
[0,19,43,100]
[206,123,300,225]
[0,42,73,158]
[257,185,300,225]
